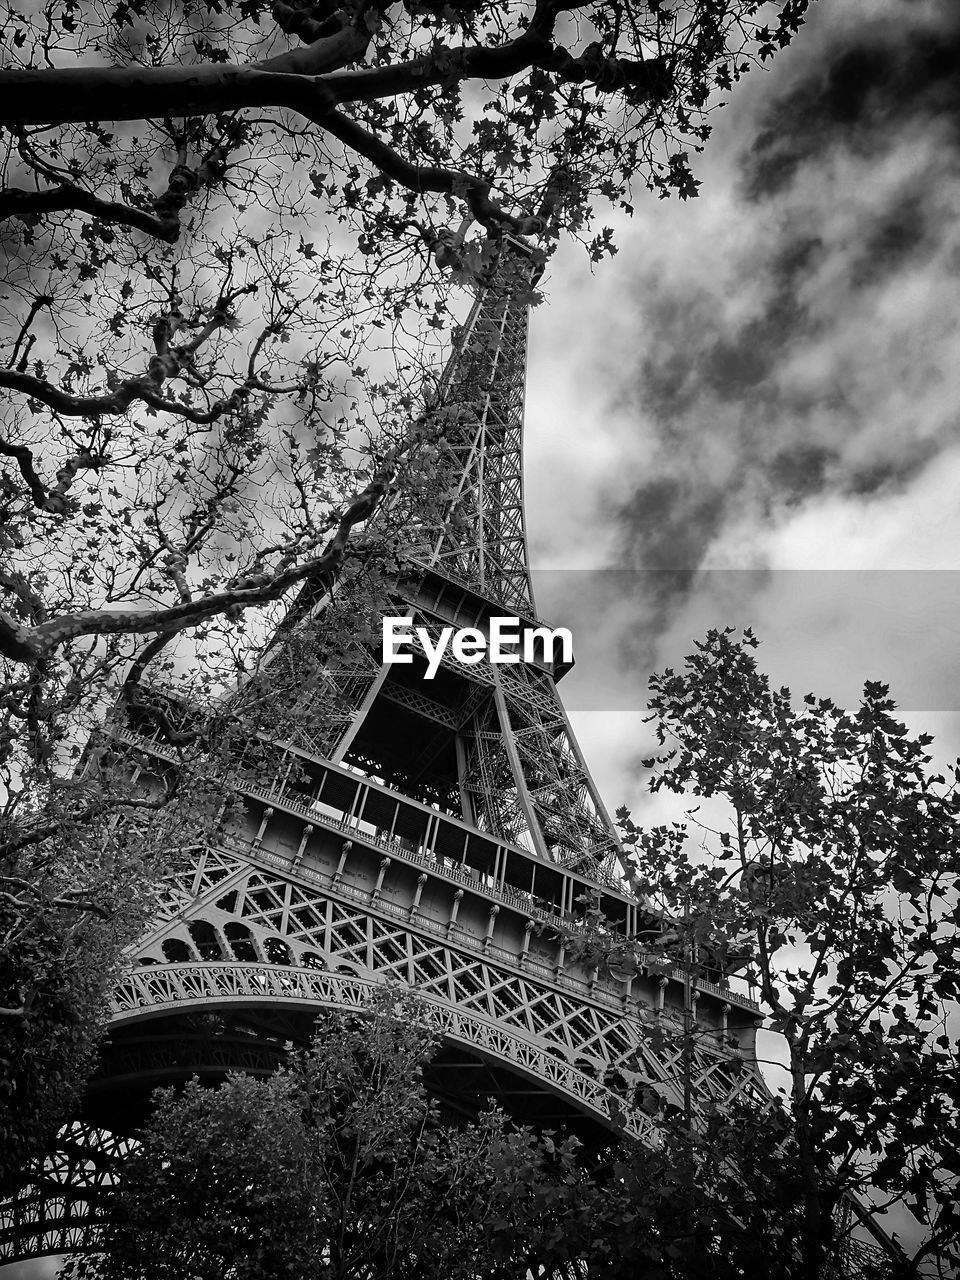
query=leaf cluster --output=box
[69,990,599,1280]
[620,629,960,1273]
[0,747,237,1183]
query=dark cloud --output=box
[612,208,947,572]
[848,192,931,288]
[616,477,726,571]
[768,441,836,502]
[701,281,810,402]
[634,273,807,427]
[628,227,820,438]
[769,235,826,292]
[629,291,716,422]
[743,6,960,202]
[603,0,960,617]
[606,473,732,655]
[703,333,770,396]
[610,263,818,582]
[842,436,941,498]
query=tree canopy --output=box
[619,629,960,1276]
[66,993,600,1280]
[60,991,856,1280]
[0,0,813,675]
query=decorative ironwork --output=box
[124,845,762,1111]
[413,247,535,613]
[0,1126,134,1263]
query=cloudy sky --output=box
[520,0,960,838]
[523,8,960,1247]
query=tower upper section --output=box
[408,236,540,615]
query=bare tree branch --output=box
[0,184,181,242]
[0,438,50,509]
[6,294,53,369]
[0,291,255,425]
[0,425,415,664]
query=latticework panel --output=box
[129,847,766,1122]
[0,1125,134,1262]
[494,662,621,876]
[458,695,531,845]
[108,965,668,1134]
[233,586,386,760]
[411,247,535,613]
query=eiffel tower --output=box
[0,235,767,1266]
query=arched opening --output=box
[161,938,193,963]
[224,921,259,962]
[187,920,224,961]
[264,936,292,965]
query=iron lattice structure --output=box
[4,237,775,1265]
[257,240,625,879]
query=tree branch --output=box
[0,19,670,253]
[323,28,554,104]
[0,365,167,418]
[0,770,184,862]
[324,34,670,108]
[6,293,53,369]
[0,300,251,424]
[50,895,111,918]
[0,183,180,242]
[0,430,412,664]
[257,13,372,75]
[139,386,252,424]
[0,28,669,133]
[320,110,544,235]
[0,437,105,515]
[0,613,45,665]
[0,65,338,127]
[0,439,49,509]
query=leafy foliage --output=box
[63,987,900,1279]
[67,991,600,1280]
[0,0,815,683]
[619,629,960,1274]
[0,763,231,1185]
